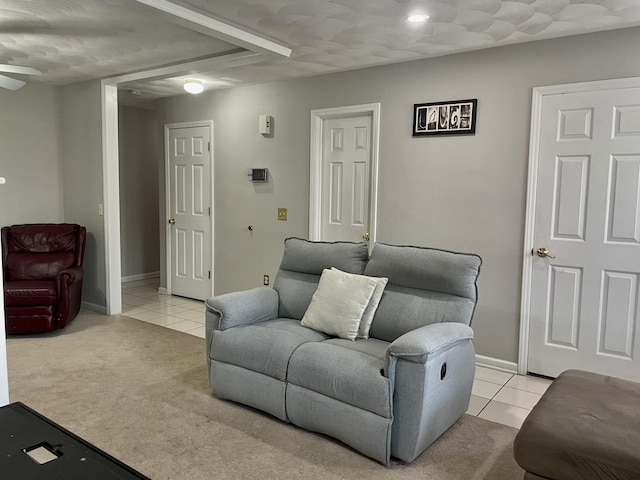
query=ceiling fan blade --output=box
[0,64,41,76]
[0,74,26,90]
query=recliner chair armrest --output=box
[55,266,84,328]
[205,287,279,331]
[57,266,84,285]
[55,266,84,305]
[387,322,474,365]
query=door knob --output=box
[535,247,555,259]
[362,232,370,241]
[168,218,176,225]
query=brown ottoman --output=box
[514,370,640,480]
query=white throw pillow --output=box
[301,268,380,340]
[350,271,388,339]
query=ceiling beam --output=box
[134,0,291,58]
[103,50,264,86]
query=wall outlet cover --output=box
[278,208,287,221]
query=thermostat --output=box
[249,168,268,182]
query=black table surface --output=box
[0,401,150,479]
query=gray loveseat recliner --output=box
[205,238,482,465]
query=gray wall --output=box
[0,80,107,310]
[155,27,640,363]
[118,105,160,279]
[2,27,639,364]
[0,83,63,226]
[59,80,106,308]
[0,83,63,404]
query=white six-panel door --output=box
[526,84,640,381]
[320,114,373,243]
[167,125,212,300]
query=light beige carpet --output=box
[6,311,524,480]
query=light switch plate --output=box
[278,208,287,221]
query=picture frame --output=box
[413,98,477,136]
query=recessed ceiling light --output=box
[184,79,204,94]
[407,13,429,23]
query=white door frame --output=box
[101,51,267,316]
[164,121,215,298]
[102,82,122,315]
[518,76,640,376]
[0,180,8,404]
[309,103,381,243]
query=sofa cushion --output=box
[4,280,57,306]
[365,244,481,299]
[274,238,370,320]
[270,270,319,320]
[278,237,369,275]
[369,286,478,342]
[301,268,381,340]
[210,318,329,381]
[287,340,392,418]
[364,244,482,342]
[323,337,391,360]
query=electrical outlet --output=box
[278,208,287,221]
[263,274,270,286]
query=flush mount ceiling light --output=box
[184,79,204,94]
[407,13,429,23]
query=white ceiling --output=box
[2,0,640,104]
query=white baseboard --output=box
[475,354,518,374]
[82,301,108,315]
[158,287,168,295]
[121,271,160,283]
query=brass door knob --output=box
[168,218,176,225]
[535,247,555,259]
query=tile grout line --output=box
[475,375,513,417]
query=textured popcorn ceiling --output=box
[0,0,240,84]
[2,0,640,102]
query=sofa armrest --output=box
[205,287,279,331]
[387,322,474,365]
[386,322,476,463]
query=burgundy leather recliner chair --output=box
[2,224,86,334]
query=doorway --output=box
[520,78,640,382]
[309,103,380,245]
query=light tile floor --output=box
[121,277,553,429]
[469,366,552,428]
[122,278,206,339]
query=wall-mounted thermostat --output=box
[259,114,272,135]
[249,168,269,182]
